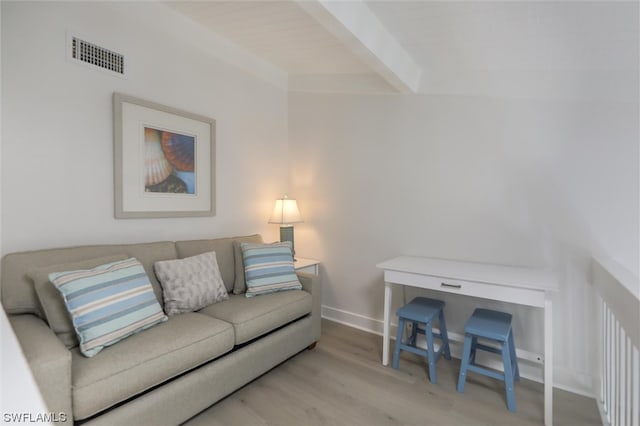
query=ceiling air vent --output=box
[70,36,124,75]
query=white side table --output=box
[294,257,320,275]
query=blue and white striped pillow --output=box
[49,258,167,357]
[241,242,302,298]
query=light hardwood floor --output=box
[184,320,601,426]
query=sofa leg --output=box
[307,342,317,350]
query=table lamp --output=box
[268,195,303,259]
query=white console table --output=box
[377,256,558,426]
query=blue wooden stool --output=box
[392,297,451,384]
[457,308,520,412]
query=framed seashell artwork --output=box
[113,93,215,218]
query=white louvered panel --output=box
[70,35,124,75]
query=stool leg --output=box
[409,321,418,346]
[508,329,520,381]
[457,334,472,393]
[470,336,478,365]
[438,309,452,360]
[425,320,437,384]
[392,318,405,369]
[502,341,517,412]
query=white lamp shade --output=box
[268,197,303,225]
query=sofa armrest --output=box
[9,314,72,424]
[297,271,322,341]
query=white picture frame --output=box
[113,93,216,218]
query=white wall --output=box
[288,1,638,396]
[1,1,289,255]
[289,92,638,394]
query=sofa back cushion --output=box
[1,242,177,317]
[175,234,262,293]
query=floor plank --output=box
[184,320,600,426]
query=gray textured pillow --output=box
[154,251,228,315]
[29,254,130,348]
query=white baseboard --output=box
[321,305,595,398]
[322,305,385,335]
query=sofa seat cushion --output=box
[71,312,234,420]
[199,290,311,345]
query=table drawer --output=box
[384,269,545,308]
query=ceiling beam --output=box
[295,0,422,94]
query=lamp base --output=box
[279,225,296,260]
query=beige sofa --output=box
[1,234,321,425]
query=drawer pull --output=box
[441,282,462,289]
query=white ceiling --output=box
[167,1,372,75]
[166,1,639,99]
